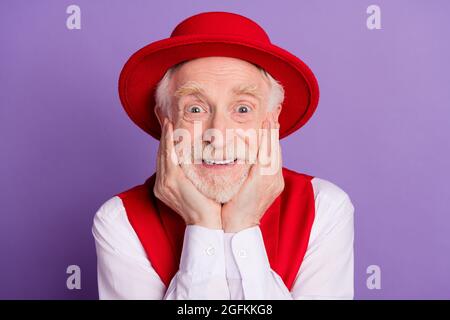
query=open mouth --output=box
[202,158,237,167]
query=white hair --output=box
[155,60,285,116]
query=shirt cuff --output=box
[179,225,226,279]
[230,225,271,280]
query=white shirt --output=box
[92,176,355,300]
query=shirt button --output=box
[205,246,215,256]
[238,249,247,258]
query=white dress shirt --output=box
[92,177,355,300]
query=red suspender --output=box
[117,167,315,291]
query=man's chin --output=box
[202,188,236,204]
[181,164,250,204]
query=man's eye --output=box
[187,105,204,113]
[236,105,251,113]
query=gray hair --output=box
[155,60,285,116]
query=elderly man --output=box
[92,11,354,300]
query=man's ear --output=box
[271,104,282,123]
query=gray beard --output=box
[180,163,250,204]
[175,141,252,203]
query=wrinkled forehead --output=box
[172,57,270,92]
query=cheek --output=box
[230,112,256,124]
[232,117,259,131]
[174,121,212,151]
[182,110,210,122]
[234,109,267,129]
[233,120,262,145]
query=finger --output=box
[257,119,270,168]
[267,113,282,171]
[247,121,264,178]
[164,120,179,170]
[268,117,280,174]
[270,115,281,171]
[275,140,283,173]
[267,115,274,158]
[157,118,169,177]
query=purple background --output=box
[1,0,449,299]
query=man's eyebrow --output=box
[173,81,206,99]
[232,84,263,101]
[173,81,263,101]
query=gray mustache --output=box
[175,143,256,163]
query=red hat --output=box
[118,11,319,140]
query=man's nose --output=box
[203,111,233,149]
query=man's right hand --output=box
[153,118,222,229]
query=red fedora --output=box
[118,11,319,140]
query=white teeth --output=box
[203,159,235,165]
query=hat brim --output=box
[118,34,319,140]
